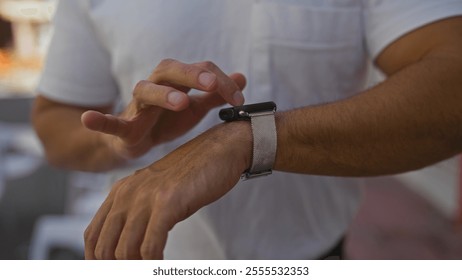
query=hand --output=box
[81,59,246,159]
[84,121,252,259]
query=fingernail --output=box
[198,72,215,88]
[233,91,244,105]
[167,91,184,106]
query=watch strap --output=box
[244,111,277,179]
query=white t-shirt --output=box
[38,0,462,259]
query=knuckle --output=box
[181,64,197,77]
[115,246,139,260]
[83,226,95,243]
[113,178,129,194]
[95,245,114,260]
[152,187,176,207]
[151,58,178,82]
[156,58,176,69]
[198,60,217,70]
[133,80,148,98]
[140,243,158,259]
[133,192,152,209]
[150,188,187,223]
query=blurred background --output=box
[0,0,108,260]
[0,0,461,260]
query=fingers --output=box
[84,196,114,260]
[85,206,168,260]
[84,179,169,260]
[114,208,150,260]
[133,80,190,111]
[93,210,126,260]
[139,214,169,260]
[86,209,168,260]
[81,110,131,138]
[150,59,245,106]
[131,61,246,113]
[190,72,247,113]
[88,214,168,260]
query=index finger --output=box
[150,59,245,106]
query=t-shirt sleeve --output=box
[364,0,462,60]
[37,0,118,106]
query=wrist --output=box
[219,101,277,179]
[144,121,253,182]
[215,121,253,174]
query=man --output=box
[32,0,462,259]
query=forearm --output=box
[274,54,462,176]
[32,96,125,171]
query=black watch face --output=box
[219,101,276,121]
[219,107,239,121]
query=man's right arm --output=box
[32,61,246,172]
[32,95,126,172]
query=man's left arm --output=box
[273,16,462,176]
[84,17,462,259]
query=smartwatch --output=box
[219,101,277,179]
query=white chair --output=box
[28,172,109,259]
